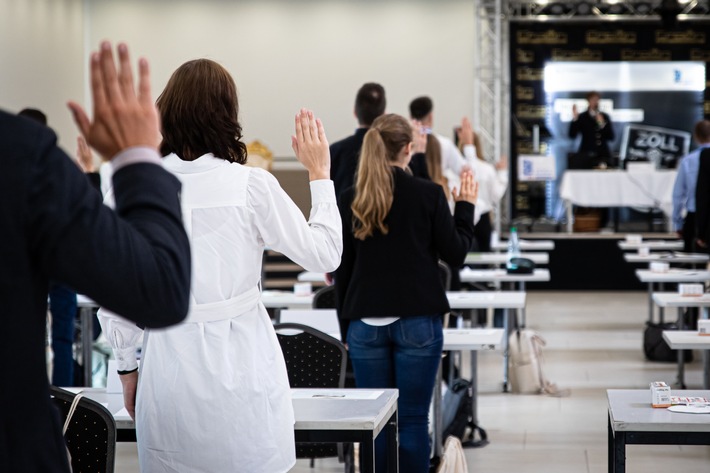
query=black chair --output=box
[274,323,353,472]
[312,284,336,309]
[50,385,116,473]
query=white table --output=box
[79,388,399,473]
[635,270,710,323]
[297,272,328,283]
[261,291,315,309]
[76,295,98,387]
[433,329,504,456]
[618,240,684,251]
[459,268,549,329]
[464,252,549,265]
[560,169,677,234]
[624,252,709,265]
[653,293,710,389]
[491,239,555,252]
[663,330,710,389]
[607,389,710,473]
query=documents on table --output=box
[291,390,384,400]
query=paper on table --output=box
[291,390,384,400]
[667,405,710,414]
[61,387,85,394]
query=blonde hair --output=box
[424,134,450,200]
[351,114,412,240]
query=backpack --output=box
[508,329,568,396]
[441,378,488,447]
[643,321,693,363]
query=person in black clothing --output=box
[336,113,477,472]
[1,42,192,473]
[330,82,386,201]
[568,90,614,160]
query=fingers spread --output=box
[67,102,91,138]
[117,43,137,103]
[99,41,123,107]
[137,57,152,106]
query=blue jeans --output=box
[347,315,443,473]
[49,283,77,386]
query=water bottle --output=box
[506,227,520,272]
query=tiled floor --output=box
[115,291,710,472]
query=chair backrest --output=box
[279,309,341,340]
[274,323,347,389]
[312,285,336,309]
[438,260,452,291]
[50,386,116,473]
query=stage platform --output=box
[497,232,688,291]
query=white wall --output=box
[88,0,476,157]
[0,0,85,151]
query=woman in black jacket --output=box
[336,113,476,472]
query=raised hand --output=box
[291,108,330,181]
[457,117,475,146]
[76,136,95,173]
[452,169,478,205]
[410,119,427,154]
[572,104,579,121]
[68,42,161,161]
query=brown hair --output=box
[157,59,247,163]
[351,114,412,240]
[355,83,386,126]
[694,120,710,143]
[424,134,450,199]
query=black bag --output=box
[441,378,488,447]
[643,321,693,363]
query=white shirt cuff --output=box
[113,347,139,372]
[309,179,337,205]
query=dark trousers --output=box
[348,316,443,473]
[682,211,697,253]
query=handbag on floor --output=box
[436,436,468,473]
[508,329,568,396]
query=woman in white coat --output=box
[98,59,342,473]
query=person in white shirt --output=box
[457,117,509,251]
[99,59,342,473]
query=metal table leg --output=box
[502,307,510,392]
[566,200,573,234]
[80,306,93,387]
[659,283,665,324]
[433,362,443,458]
[386,411,399,473]
[519,281,527,328]
[677,307,686,389]
[360,431,375,473]
[647,283,654,324]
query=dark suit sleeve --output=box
[695,149,710,242]
[568,118,580,139]
[86,171,101,193]
[431,189,475,267]
[27,129,191,328]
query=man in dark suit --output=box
[330,82,386,201]
[1,42,191,472]
[568,90,615,160]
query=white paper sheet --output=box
[667,405,710,414]
[291,390,384,400]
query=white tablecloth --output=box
[559,169,677,217]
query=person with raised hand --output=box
[98,58,342,473]
[1,41,191,473]
[335,113,477,472]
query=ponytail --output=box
[424,134,450,200]
[351,114,413,240]
[352,128,394,240]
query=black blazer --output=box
[695,148,710,245]
[568,110,614,157]
[0,111,191,472]
[336,167,474,323]
[330,128,368,203]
